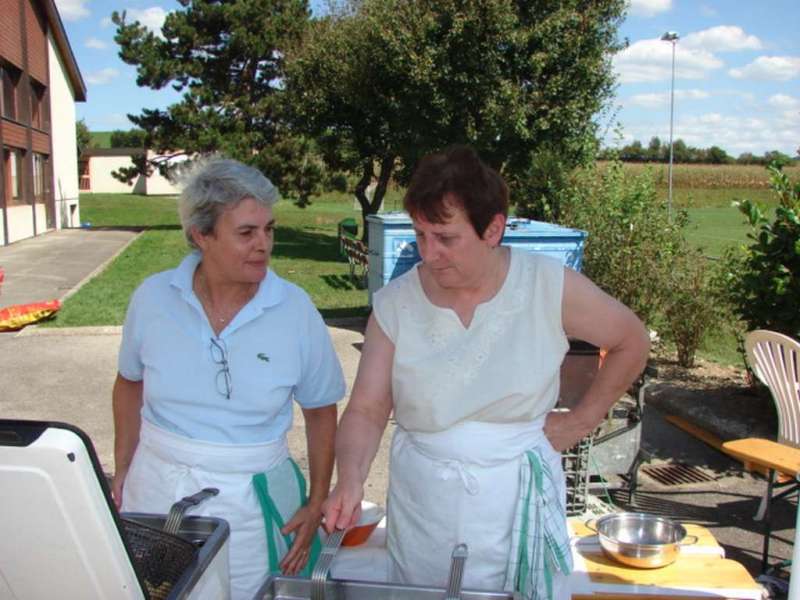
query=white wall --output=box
[144,151,181,195]
[89,156,141,193]
[6,206,35,243]
[48,32,80,229]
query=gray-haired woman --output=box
[112,158,345,599]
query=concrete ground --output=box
[0,228,794,592]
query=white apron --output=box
[122,419,307,600]
[387,418,572,600]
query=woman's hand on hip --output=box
[280,504,322,575]
[321,480,363,534]
[544,410,593,453]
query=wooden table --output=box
[568,519,762,599]
[330,518,764,599]
[722,437,800,572]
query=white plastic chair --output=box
[744,329,800,522]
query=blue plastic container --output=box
[365,212,587,304]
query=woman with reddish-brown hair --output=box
[323,146,649,599]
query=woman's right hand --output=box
[111,471,126,510]
[321,480,364,533]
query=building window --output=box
[30,80,48,130]
[1,64,21,121]
[33,153,48,200]
[4,148,25,206]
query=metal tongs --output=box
[310,527,346,600]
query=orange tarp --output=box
[0,300,61,332]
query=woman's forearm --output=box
[571,329,649,435]
[302,404,338,508]
[335,404,390,486]
[112,373,144,479]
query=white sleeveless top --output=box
[373,247,569,433]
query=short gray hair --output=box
[178,157,279,249]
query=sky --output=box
[55,0,800,158]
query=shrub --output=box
[560,160,685,327]
[662,251,723,367]
[719,165,800,339]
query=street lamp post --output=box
[661,31,679,219]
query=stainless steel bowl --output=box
[593,512,695,569]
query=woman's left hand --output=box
[279,503,323,575]
[544,410,594,453]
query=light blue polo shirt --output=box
[118,251,346,444]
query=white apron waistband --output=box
[400,417,549,467]
[138,418,289,474]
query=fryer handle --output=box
[163,488,219,535]
[181,487,219,506]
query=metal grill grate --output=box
[641,463,715,486]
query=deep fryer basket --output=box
[121,518,197,599]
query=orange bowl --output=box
[341,501,385,547]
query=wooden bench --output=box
[341,236,369,287]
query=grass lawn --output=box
[47,192,382,327]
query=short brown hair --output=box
[403,145,509,237]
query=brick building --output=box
[1,0,86,245]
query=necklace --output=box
[195,267,259,328]
[195,269,237,326]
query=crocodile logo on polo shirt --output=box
[257,353,270,362]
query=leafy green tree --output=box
[111,0,325,205]
[670,139,689,163]
[646,136,663,162]
[763,150,793,169]
[706,145,731,164]
[286,0,626,228]
[737,152,758,165]
[76,118,91,157]
[619,140,645,162]
[110,128,147,148]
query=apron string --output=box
[252,458,322,578]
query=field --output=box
[616,161,799,193]
[613,162,795,259]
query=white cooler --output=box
[0,419,230,599]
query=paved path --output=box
[0,229,137,307]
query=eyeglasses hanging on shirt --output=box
[210,337,232,400]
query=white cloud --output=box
[614,39,723,83]
[628,89,710,109]
[729,56,800,81]
[627,0,671,18]
[85,68,120,85]
[768,94,800,110]
[100,16,113,28]
[125,7,168,33]
[85,37,108,50]
[682,26,762,52]
[54,0,90,21]
[617,110,799,156]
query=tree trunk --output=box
[353,161,373,243]
[354,155,396,243]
